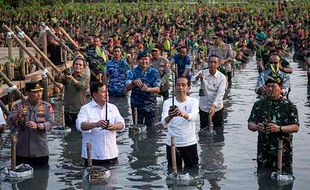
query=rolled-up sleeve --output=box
[76,105,91,133]
[112,105,125,132]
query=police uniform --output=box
[8,82,54,166]
[248,96,299,173]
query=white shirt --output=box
[161,96,199,147]
[0,107,5,125]
[193,69,227,113]
[76,100,125,160]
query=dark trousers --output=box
[16,155,49,168]
[199,108,224,130]
[166,144,198,172]
[159,91,169,101]
[84,157,118,169]
[131,107,155,129]
[65,113,77,127]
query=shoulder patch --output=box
[48,105,54,113]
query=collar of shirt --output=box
[205,69,220,78]
[90,99,106,109]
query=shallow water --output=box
[1,57,309,190]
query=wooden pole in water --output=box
[134,107,138,125]
[2,25,63,91]
[208,114,213,133]
[171,136,177,175]
[277,138,283,175]
[11,134,17,171]
[87,143,92,167]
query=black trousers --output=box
[199,108,224,130]
[166,144,198,172]
[84,157,118,169]
[65,113,78,127]
[16,155,49,168]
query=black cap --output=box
[265,76,283,86]
[25,82,44,92]
[137,50,149,60]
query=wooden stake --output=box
[277,138,283,175]
[208,114,213,133]
[7,35,13,80]
[11,134,17,171]
[171,136,177,175]
[134,107,138,125]
[87,143,92,167]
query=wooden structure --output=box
[0,25,74,116]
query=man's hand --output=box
[133,79,144,88]
[265,123,281,133]
[209,105,216,117]
[26,121,37,129]
[141,84,149,92]
[196,72,204,80]
[96,120,109,129]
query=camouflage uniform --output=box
[126,66,160,128]
[171,54,192,80]
[248,97,299,173]
[85,45,106,75]
[107,59,130,97]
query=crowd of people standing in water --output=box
[0,0,308,181]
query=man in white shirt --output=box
[161,76,199,172]
[76,82,125,167]
[0,107,6,133]
[193,55,227,135]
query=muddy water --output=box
[1,57,309,190]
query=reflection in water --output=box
[15,166,49,190]
[127,131,163,184]
[200,127,226,190]
[257,168,293,190]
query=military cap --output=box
[265,76,283,86]
[137,50,149,60]
[25,82,44,92]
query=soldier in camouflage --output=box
[125,51,160,130]
[248,77,299,174]
[106,45,130,97]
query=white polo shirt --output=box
[76,100,125,160]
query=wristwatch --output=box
[280,126,284,132]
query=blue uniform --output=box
[171,54,192,80]
[107,59,129,97]
[126,66,160,128]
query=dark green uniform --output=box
[248,97,299,173]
